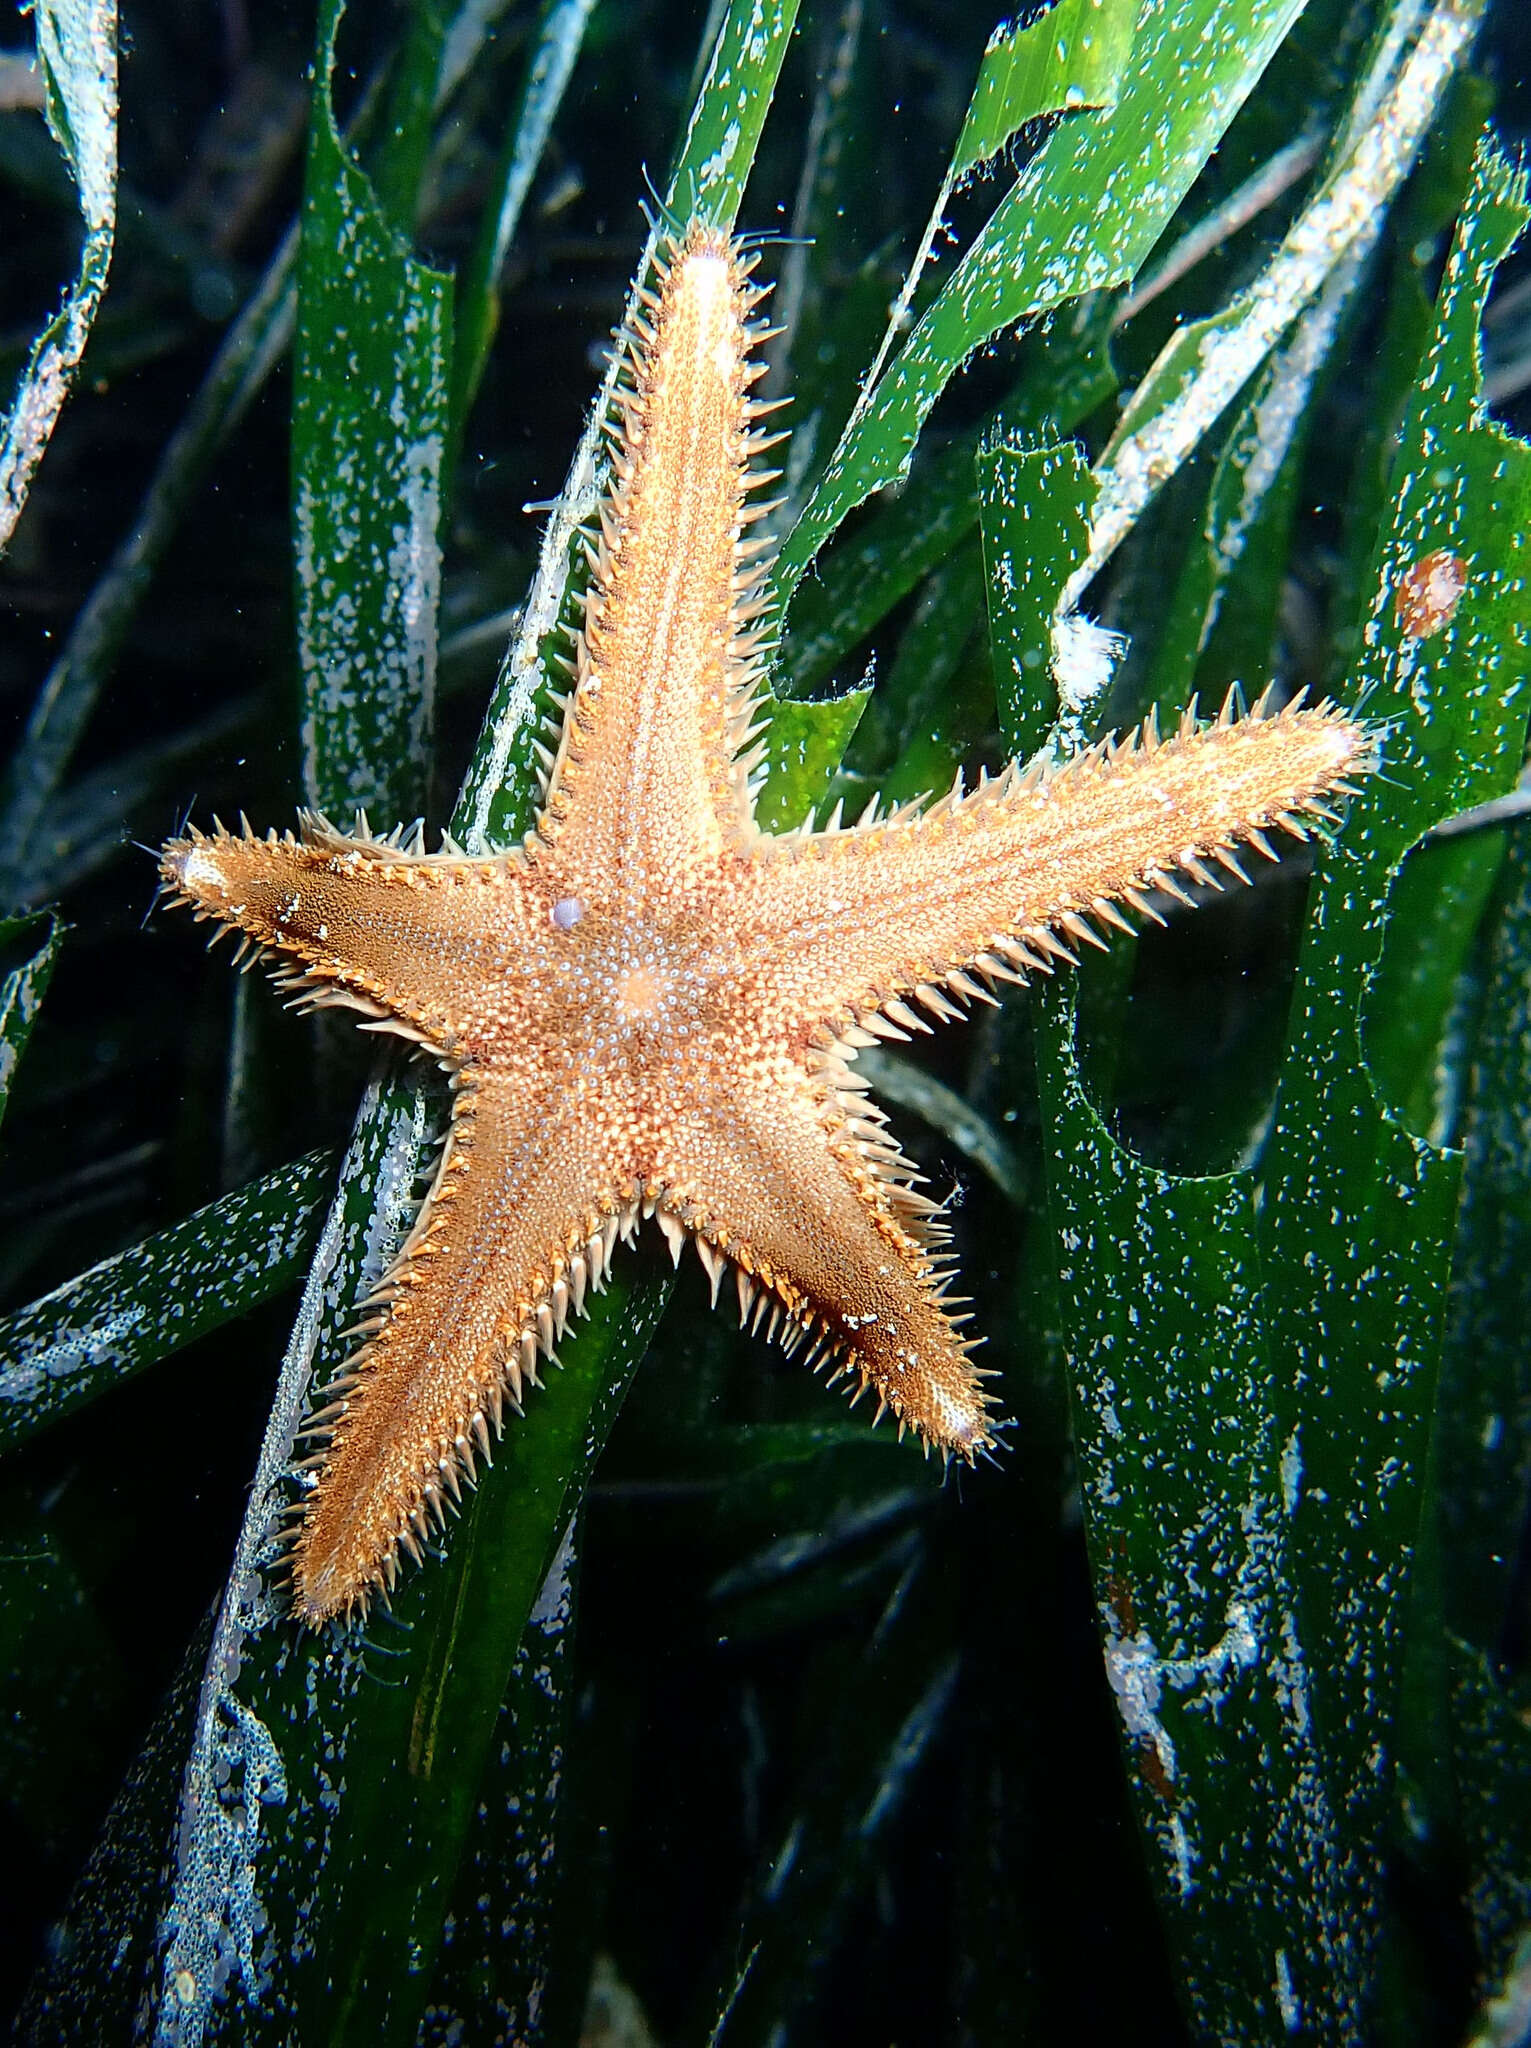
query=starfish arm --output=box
[650,1060,997,1457]
[291,1066,627,1622]
[539,226,778,885]
[745,700,1375,1028]
[159,817,544,1059]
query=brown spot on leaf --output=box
[1395,549,1467,641]
[1136,1737,1179,1806]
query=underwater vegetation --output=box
[2,0,1531,2042]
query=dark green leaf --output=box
[704,1572,960,2045]
[855,1047,1030,1208]
[977,438,1094,761]
[1448,1637,1531,1988]
[13,1625,212,2044]
[0,1150,334,1455]
[1438,828,1531,1664]
[779,435,981,702]
[1436,825,1531,1988]
[1364,830,1503,1141]
[0,909,61,1129]
[780,306,1116,706]
[1141,249,1366,724]
[1256,127,1530,1958]
[419,1521,583,2042]
[0,1486,129,1861]
[1080,0,1482,609]
[452,0,803,852]
[0,0,117,553]
[200,1273,664,2048]
[663,0,802,229]
[448,0,599,453]
[291,0,452,821]
[0,237,297,906]
[1033,132,1531,2041]
[864,540,991,803]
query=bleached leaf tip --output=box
[1051,611,1130,714]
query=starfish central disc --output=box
[613,960,672,1021]
[159,220,1377,1626]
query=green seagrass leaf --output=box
[951,0,1136,191]
[780,435,984,704]
[1448,1634,1531,1986]
[1363,829,1504,1143]
[1139,272,1360,727]
[0,1150,334,1456]
[1438,827,1531,1669]
[1087,0,1482,601]
[193,1254,668,2048]
[291,0,452,823]
[664,0,802,230]
[419,1521,583,2042]
[866,542,994,805]
[1032,131,1531,2042]
[0,0,117,555]
[0,910,62,1131]
[621,1418,915,1484]
[1435,828,1531,1985]
[447,0,599,454]
[0,1485,129,1862]
[775,0,1310,597]
[702,1576,961,2045]
[11,1621,211,2043]
[855,1047,1030,1208]
[776,306,1115,752]
[977,438,1095,762]
[449,0,803,855]
[754,689,872,835]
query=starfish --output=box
[160,222,1375,1625]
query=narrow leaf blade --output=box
[0,1150,334,1455]
[292,0,452,821]
[0,0,118,550]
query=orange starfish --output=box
[160,223,1374,1625]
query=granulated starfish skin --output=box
[161,224,1375,1623]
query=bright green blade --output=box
[775,0,1311,597]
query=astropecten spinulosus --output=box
[160,223,1375,1626]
